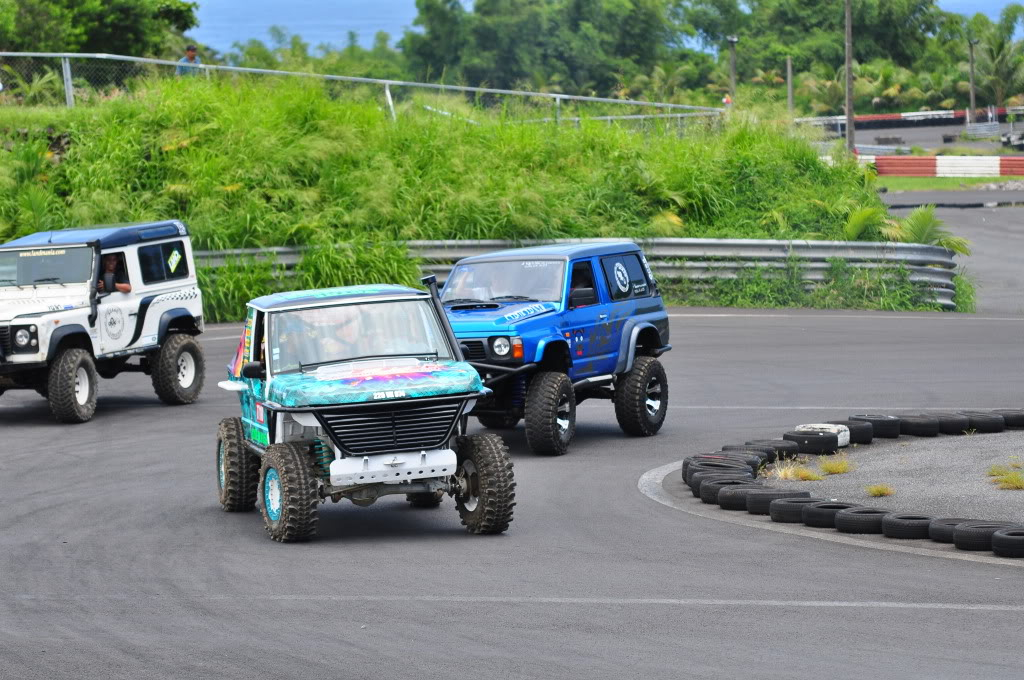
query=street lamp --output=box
[968,38,979,124]
[726,35,739,98]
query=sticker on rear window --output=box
[167,249,182,273]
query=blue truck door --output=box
[560,259,616,377]
[598,252,655,353]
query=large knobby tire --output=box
[614,356,668,437]
[260,442,319,543]
[476,413,521,430]
[152,333,205,405]
[525,372,576,455]
[216,417,260,512]
[454,434,516,534]
[47,348,98,424]
[406,491,444,508]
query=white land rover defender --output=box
[0,221,206,423]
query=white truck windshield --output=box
[270,299,453,373]
[0,247,94,287]
[442,260,565,303]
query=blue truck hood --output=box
[446,301,559,334]
[268,358,483,407]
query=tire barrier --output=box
[674,407,1024,560]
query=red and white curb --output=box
[857,155,1024,177]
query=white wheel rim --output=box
[457,459,480,512]
[74,367,89,406]
[645,376,662,417]
[556,393,571,436]
[177,351,196,388]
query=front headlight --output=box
[491,337,511,356]
[14,329,30,347]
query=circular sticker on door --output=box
[104,307,125,340]
[613,262,630,293]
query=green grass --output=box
[771,461,825,481]
[818,454,853,475]
[877,176,1024,192]
[953,272,977,314]
[0,79,933,321]
[994,471,1024,490]
[865,484,895,497]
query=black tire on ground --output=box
[991,528,1024,558]
[992,409,1024,429]
[683,453,764,477]
[723,443,777,462]
[525,372,576,455]
[46,348,99,424]
[802,502,863,528]
[216,417,259,512]
[689,472,753,498]
[717,484,766,511]
[769,497,826,523]
[700,478,758,505]
[406,491,445,508]
[881,513,935,539]
[259,441,319,543]
[849,414,901,438]
[685,461,752,486]
[746,439,801,459]
[928,517,974,543]
[706,451,764,474]
[613,356,668,437]
[929,412,971,435]
[454,433,516,534]
[834,507,893,534]
[826,420,873,445]
[151,333,205,405]
[899,415,940,437]
[953,521,1021,551]
[34,383,47,399]
[958,411,1006,433]
[745,489,811,515]
[782,430,840,455]
[476,413,521,430]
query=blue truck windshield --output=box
[442,260,565,303]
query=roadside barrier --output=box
[859,154,1024,177]
[195,237,959,310]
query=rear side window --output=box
[600,254,650,300]
[139,241,189,284]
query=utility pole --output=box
[968,38,979,124]
[786,55,794,112]
[727,35,739,98]
[844,0,855,152]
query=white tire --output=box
[795,423,850,447]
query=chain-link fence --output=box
[0,52,722,130]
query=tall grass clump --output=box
[0,78,915,319]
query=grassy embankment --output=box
[0,79,967,321]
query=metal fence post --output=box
[555,97,561,125]
[384,83,397,122]
[60,57,74,108]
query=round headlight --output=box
[14,329,31,347]
[491,337,511,356]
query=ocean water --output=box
[190,0,420,52]
[188,0,1009,55]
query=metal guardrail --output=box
[965,122,1000,137]
[195,238,959,310]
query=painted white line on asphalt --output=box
[668,313,1024,321]
[13,593,1024,611]
[202,334,242,341]
[583,404,1019,410]
[637,460,1024,570]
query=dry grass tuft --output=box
[865,484,895,497]
[994,471,1024,490]
[818,454,854,475]
[772,461,824,481]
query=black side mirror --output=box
[569,287,597,308]
[241,361,266,380]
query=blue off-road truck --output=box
[442,242,672,456]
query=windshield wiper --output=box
[300,352,439,372]
[489,295,539,302]
[33,277,63,286]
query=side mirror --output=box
[569,287,597,309]
[241,361,266,380]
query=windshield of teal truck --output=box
[270,299,454,374]
[0,246,94,287]
[442,260,565,303]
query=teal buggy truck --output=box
[216,277,515,542]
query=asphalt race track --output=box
[2,303,1022,680]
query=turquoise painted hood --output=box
[268,358,483,407]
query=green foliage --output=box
[843,206,885,240]
[881,205,971,255]
[953,271,976,314]
[0,0,197,56]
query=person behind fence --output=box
[176,45,202,77]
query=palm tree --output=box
[975,32,1024,107]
